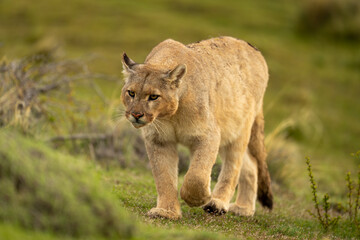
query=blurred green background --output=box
[0,0,360,238]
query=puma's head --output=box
[121,53,187,128]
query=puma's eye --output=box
[148,95,159,101]
[128,90,135,98]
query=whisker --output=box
[114,109,125,115]
[112,116,126,131]
[112,110,126,121]
[114,111,125,116]
[154,120,166,136]
[152,122,160,135]
[164,118,176,124]
[153,121,164,135]
[154,119,166,127]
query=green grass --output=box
[110,168,360,239]
[0,223,76,240]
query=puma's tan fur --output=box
[121,36,273,219]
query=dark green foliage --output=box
[298,0,360,40]
[0,130,135,238]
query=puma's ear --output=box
[121,53,137,74]
[165,64,187,87]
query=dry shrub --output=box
[0,52,90,133]
[50,126,149,170]
[266,109,323,189]
[298,0,360,40]
[0,51,145,168]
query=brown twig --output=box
[48,133,112,142]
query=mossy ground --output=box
[0,133,358,239]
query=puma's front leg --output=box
[144,138,181,219]
[180,131,220,207]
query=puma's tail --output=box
[248,110,273,209]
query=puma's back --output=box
[143,37,269,146]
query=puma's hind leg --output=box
[203,134,250,215]
[228,150,258,216]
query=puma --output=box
[121,36,273,219]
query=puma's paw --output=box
[180,188,211,207]
[147,207,182,220]
[180,175,211,207]
[203,198,228,216]
[228,203,255,216]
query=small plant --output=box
[355,163,360,227]
[346,151,360,228]
[306,157,340,231]
[306,152,360,232]
[346,171,354,220]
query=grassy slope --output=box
[0,130,231,240]
[0,223,76,240]
[0,130,135,239]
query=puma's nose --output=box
[131,112,144,120]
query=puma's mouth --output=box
[131,121,147,129]
[128,117,148,129]
[126,113,153,129]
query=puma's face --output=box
[121,70,179,128]
[121,53,186,128]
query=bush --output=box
[0,129,135,238]
[0,53,89,132]
[298,0,360,40]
